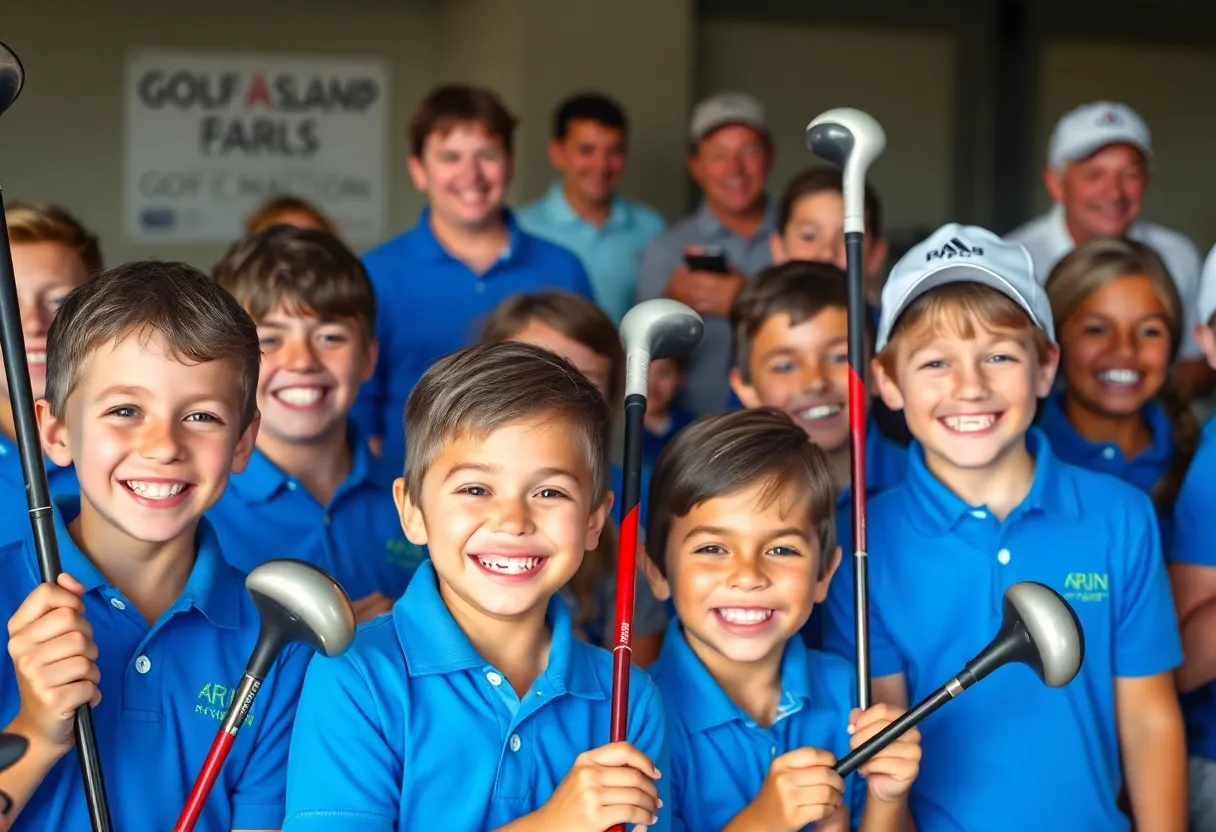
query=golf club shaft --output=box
[844,230,871,711]
[0,733,26,820]
[175,673,261,832]
[0,193,113,832]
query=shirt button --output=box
[486,671,503,687]
[475,282,486,294]
[134,656,152,674]
[770,745,777,758]
[110,597,126,610]
[971,510,987,519]
[997,548,1011,565]
[509,733,522,752]
[323,514,331,527]
[1102,447,1116,460]
[287,480,298,491]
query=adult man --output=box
[1007,101,1210,393]
[516,93,666,324]
[635,92,776,416]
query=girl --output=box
[1041,237,1196,539]
[480,290,669,665]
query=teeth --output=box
[800,404,842,421]
[1099,369,1141,385]
[275,387,325,406]
[458,189,486,201]
[943,414,996,433]
[717,608,773,625]
[26,351,46,365]
[126,480,186,499]
[476,556,543,575]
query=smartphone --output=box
[684,246,730,274]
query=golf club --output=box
[805,107,886,711]
[0,733,27,819]
[0,40,113,832]
[174,560,356,832]
[834,582,1084,778]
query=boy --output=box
[642,356,693,471]
[641,408,920,831]
[825,223,1186,830]
[283,341,669,831]
[0,203,100,544]
[209,226,425,621]
[353,84,595,467]
[0,262,309,830]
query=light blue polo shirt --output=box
[516,181,667,323]
[351,208,596,465]
[0,497,310,832]
[206,425,424,603]
[282,560,671,831]
[0,432,79,545]
[1167,417,1216,762]
[650,619,866,831]
[823,429,1182,832]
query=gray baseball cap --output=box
[689,92,768,144]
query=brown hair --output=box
[409,84,518,158]
[45,261,260,428]
[213,225,376,341]
[480,291,624,406]
[647,408,837,579]
[243,196,336,238]
[777,166,883,239]
[7,202,103,276]
[1045,238,1194,508]
[730,260,867,380]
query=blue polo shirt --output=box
[206,426,424,603]
[0,497,310,832]
[282,560,671,831]
[351,208,595,465]
[823,429,1182,831]
[516,182,667,323]
[1167,417,1216,762]
[650,619,866,831]
[0,432,79,545]
[1037,390,1173,537]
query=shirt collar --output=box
[408,206,525,268]
[1050,202,1152,249]
[1039,390,1173,467]
[542,181,631,230]
[393,560,604,699]
[657,617,811,734]
[26,497,243,630]
[226,423,377,504]
[901,427,1079,536]
[693,198,777,242]
[0,432,71,486]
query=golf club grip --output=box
[0,198,114,832]
[610,394,646,744]
[835,684,953,779]
[174,729,236,832]
[844,231,871,712]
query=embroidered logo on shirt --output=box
[1063,571,1109,603]
[195,681,256,727]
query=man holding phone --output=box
[635,91,776,416]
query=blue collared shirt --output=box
[650,619,866,831]
[351,208,596,465]
[0,497,310,832]
[516,182,667,323]
[0,432,78,545]
[282,560,671,831]
[1168,417,1216,761]
[206,425,424,603]
[823,429,1182,832]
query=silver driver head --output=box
[805,107,886,234]
[1003,581,1085,688]
[246,560,357,659]
[0,42,25,117]
[619,299,704,398]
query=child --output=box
[480,290,668,665]
[642,356,694,470]
[353,84,594,467]
[209,226,426,621]
[283,341,669,831]
[1166,243,1216,829]
[1039,238,1195,541]
[0,262,309,831]
[244,195,337,238]
[824,223,1186,830]
[0,203,100,544]
[642,408,920,831]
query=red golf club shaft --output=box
[175,673,260,832]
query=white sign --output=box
[124,49,389,244]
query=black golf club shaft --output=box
[0,194,113,831]
[844,230,871,711]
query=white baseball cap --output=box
[1198,244,1216,328]
[1048,101,1152,168]
[877,223,1055,351]
[689,92,768,144]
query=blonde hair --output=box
[7,202,103,276]
[1045,238,1194,508]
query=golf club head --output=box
[619,299,704,398]
[965,581,1085,689]
[245,559,357,679]
[0,42,25,117]
[0,733,27,772]
[805,108,886,235]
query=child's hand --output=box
[744,746,844,831]
[847,705,921,803]
[536,741,661,831]
[6,575,100,757]
[351,592,394,623]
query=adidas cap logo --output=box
[925,237,985,261]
